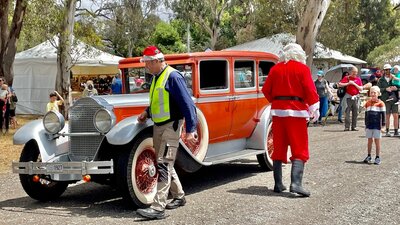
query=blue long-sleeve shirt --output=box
[147,66,197,133]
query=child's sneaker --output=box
[363,155,372,163]
[374,157,381,165]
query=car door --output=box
[229,59,258,140]
[196,59,233,143]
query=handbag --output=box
[337,86,346,98]
[337,76,348,98]
[11,94,18,102]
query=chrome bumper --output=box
[12,160,113,175]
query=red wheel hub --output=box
[135,148,157,194]
[181,123,201,156]
[266,129,274,157]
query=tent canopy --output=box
[13,37,124,115]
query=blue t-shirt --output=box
[111,78,122,94]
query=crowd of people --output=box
[311,62,400,166]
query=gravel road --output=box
[1,120,399,225]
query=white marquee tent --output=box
[13,37,124,115]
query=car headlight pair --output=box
[43,109,115,134]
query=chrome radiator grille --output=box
[69,98,104,161]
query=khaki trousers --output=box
[151,120,185,211]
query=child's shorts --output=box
[366,128,381,139]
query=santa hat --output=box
[140,46,164,62]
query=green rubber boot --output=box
[273,161,287,193]
[290,160,310,197]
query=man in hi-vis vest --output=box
[136,46,197,219]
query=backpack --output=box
[337,76,349,98]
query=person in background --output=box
[391,65,400,104]
[262,43,320,197]
[9,86,18,129]
[337,71,349,123]
[134,74,144,87]
[111,71,123,94]
[338,66,363,131]
[136,46,197,219]
[46,91,64,112]
[0,80,11,134]
[377,64,399,137]
[314,70,332,124]
[82,80,98,97]
[363,86,385,165]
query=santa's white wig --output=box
[279,43,307,64]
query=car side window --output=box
[199,60,228,91]
[234,60,255,89]
[171,64,194,95]
[258,61,275,87]
[123,67,151,93]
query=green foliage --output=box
[367,36,400,66]
[318,0,363,57]
[150,22,185,53]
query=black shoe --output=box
[166,197,186,210]
[344,128,350,131]
[338,119,343,123]
[351,128,359,131]
[289,160,310,197]
[273,161,287,193]
[136,208,165,220]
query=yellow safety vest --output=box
[149,66,176,123]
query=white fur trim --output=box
[140,53,164,62]
[308,102,320,113]
[271,109,310,117]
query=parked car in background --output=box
[360,68,373,85]
[12,50,279,208]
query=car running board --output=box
[203,149,264,165]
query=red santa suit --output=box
[262,60,319,163]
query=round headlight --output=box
[94,109,116,133]
[43,110,65,134]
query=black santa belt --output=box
[274,96,304,102]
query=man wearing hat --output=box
[136,46,198,219]
[377,64,399,137]
[262,43,320,197]
[314,70,332,124]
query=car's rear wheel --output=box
[257,121,273,171]
[19,140,69,202]
[117,133,157,208]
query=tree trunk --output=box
[296,0,331,67]
[0,0,27,85]
[56,0,76,117]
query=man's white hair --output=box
[279,43,307,64]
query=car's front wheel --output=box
[116,133,157,208]
[256,122,273,171]
[19,140,69,202]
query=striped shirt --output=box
[364,99,386,130]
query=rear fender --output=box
[13,120,69,162]
[246,104,272,149]
[105,116,154,145]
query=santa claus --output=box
[262,43,320,197]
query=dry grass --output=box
[0,115,41,174]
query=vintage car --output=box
[12,50,278,208]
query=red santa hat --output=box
[140,46,164,62]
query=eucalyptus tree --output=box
[171,0,238,50]
[94,0,160,57]
[0,0,28,85]
[296,0,331,67]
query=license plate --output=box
[46,164,63,173]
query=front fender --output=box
[246,104,272,149]
[13,120,69,162]
[106,116,154,145]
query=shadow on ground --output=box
[0,159,266,219]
